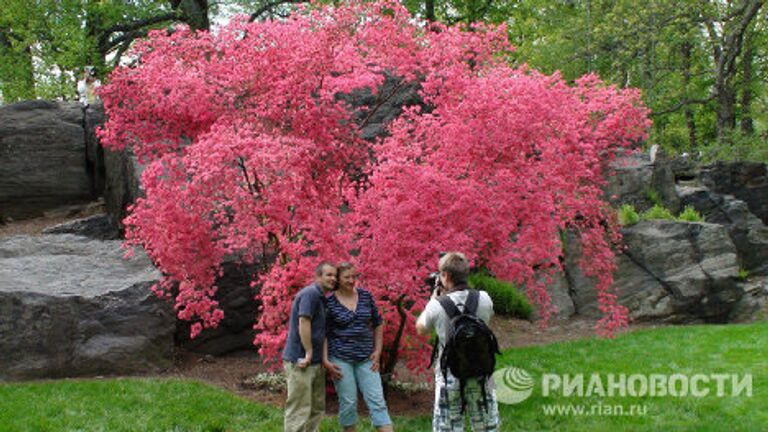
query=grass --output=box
[498,322,767,431]
[1,323,765,431]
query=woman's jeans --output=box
[329,357,392,427]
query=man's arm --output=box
[415,315,430,335]
[416,300,436,335]
[297,316,313,368]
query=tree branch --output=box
[98,12,180,54]
[651,95,715,117]
[104,12,180,36]
[249,0,303,22]
[104,29,149,53]
[358,80,406,130]
[719,0,764,79]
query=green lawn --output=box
[1,322,765,431]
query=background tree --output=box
[397,0,764,156]
[0,0,224,103]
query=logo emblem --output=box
[493,367,534,404]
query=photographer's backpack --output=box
[435,289,500,412]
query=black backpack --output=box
[433,289,500,412]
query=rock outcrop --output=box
[700,161,768,225]
[0,234,174,380]
[605,152,681,214]
[176,261,260,355]
[0,101,94,220]
[566,220,742,323]
[677,185,768,276]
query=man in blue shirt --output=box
[283,262,337,432]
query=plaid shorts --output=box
[433,370,500,432]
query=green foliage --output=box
[242,372,285,392]
[738,267,750,281]
[617,204,640,226]
[468,272,532,319]
[678,205,704,222]
[0,0,178,103]
[644,188,663,207]
[641,204,676,221]
[699,130,768,164]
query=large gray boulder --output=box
[103,146,144,230]
[604,153,680,214]
[0,100,94,220]
[677,185,768,276]
[176,260,260,355]
[566,221,742,323]
[700,161,768,225]
[0,234,173,380]
[42,213,120,241]
[729,277,768,322]
[85,102,106,197]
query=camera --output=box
[425,271,443,296]
[425,252,447,297]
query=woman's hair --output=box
[335,262,355,290]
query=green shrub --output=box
[468,272,532,319]
[641,204,675,221]
[700,131,768,164]
[677,205,704,222]
[645,187,663,206]
[617,204,640,226]
[738,267,750,281]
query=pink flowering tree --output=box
[98,1,650,372]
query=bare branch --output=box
[103,12,180,36]
[651,95,715,117]
[358,81,406,130]
[249,0,303,22]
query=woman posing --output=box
[324,262,394,432]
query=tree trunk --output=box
[680,40,697,148]
[740,31,754,135]
[425,0,435,22]
[175,0,210,31]
[716,85,737,141]
[709,0,764,143]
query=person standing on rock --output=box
[282,262,337,432]
[77,67,101,107]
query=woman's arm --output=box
[370,322,383,372]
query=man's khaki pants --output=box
[284,362,326,432]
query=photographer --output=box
[416,252,500,432]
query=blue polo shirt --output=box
[282,283,327,364]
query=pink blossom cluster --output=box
[99,1,650,370]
